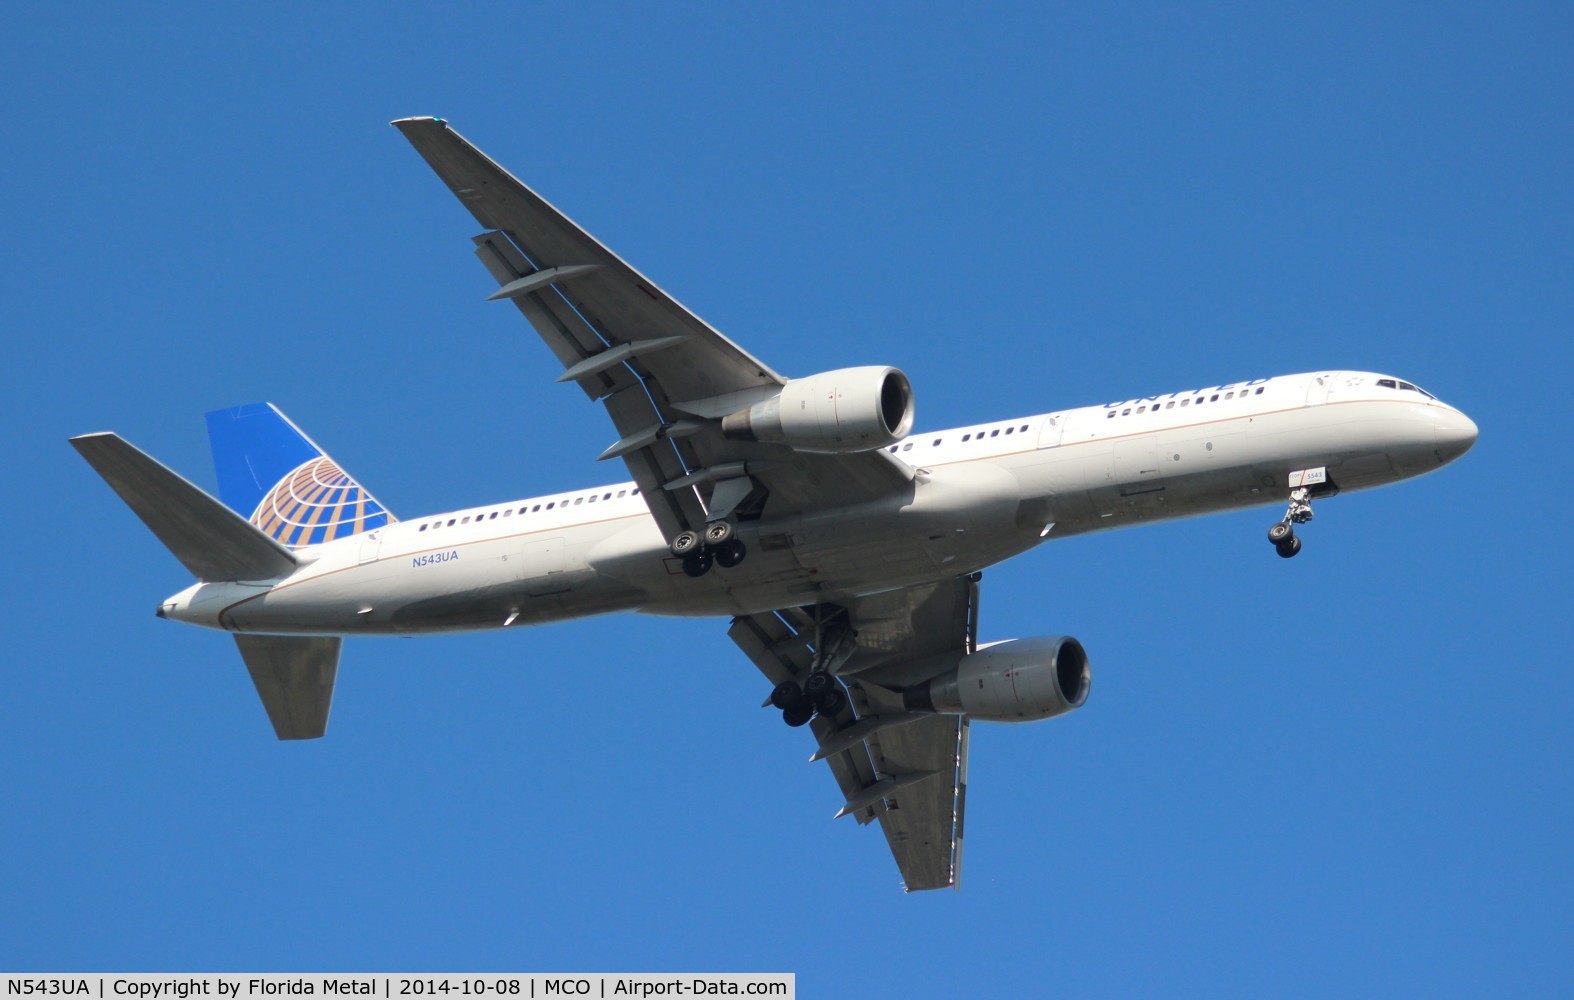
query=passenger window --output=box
[503,509,511,517]
[419,524,428,532]
[1165,401,1175,409]
[545,502,555,510]
[489,511,498,519]
[617,490,627,498]
[588,495,597,503]
[962,433,971,441]
[990,429,999,437]
[1137,406,1146,414]
[1122,408,1131,415]
[1020,425,1028,432]
[1210,394,1219,401]
[1106,411,1116,419]
[902,442,913,451]
[933,438,942,446]
[632,488,640,495]
[1181,399,1190,407]
[574,497,583,505]
[1255,387,1264,394]
[461,516,470,524]
[1225,392,1234,400]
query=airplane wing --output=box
[729,575,978,891]
[393,118,912,540]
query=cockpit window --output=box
[1376,378,1435,399]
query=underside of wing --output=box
[730,576,979,891]
[394,118,915,537]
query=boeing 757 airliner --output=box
[72,118,1477,891]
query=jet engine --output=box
[720,366,915,453]
[904,636,1090,723]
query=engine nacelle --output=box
[720,366,915,453]
[905,636,1091,723]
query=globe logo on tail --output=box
[251,456,393,548]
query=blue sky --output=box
[3,3,1568,993]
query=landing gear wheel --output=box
[802,672,835,701]
[770,680,805,710]
[1275,536,1303,559]
[704,521,734,546]
[670,530,701,557]
[813,687,848,717]
[1267,522,1294,545]
[681,551,713,577]
[782,704,815,727]
[714,538,747,568]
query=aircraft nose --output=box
[1434,408,1478,463]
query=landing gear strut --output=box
[1267,488,1314,559]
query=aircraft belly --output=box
[223,528,645,635]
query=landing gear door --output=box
[1036,412,1067,449]
[1305,372,1340,406]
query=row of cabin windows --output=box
[416,487,642,532]
[1106,386,1265,419]
[886,423,1034,453]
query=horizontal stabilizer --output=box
[70,433,299,582]
[234,634,340,740]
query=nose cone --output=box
[1434,408,1479,463]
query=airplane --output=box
[71,117,1478,892]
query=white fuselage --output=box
[161,371,1477,636]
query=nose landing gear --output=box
[1267,487,1314,558]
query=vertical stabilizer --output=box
[205,403,395,548]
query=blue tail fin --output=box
[205,403,395,548]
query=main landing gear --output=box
[770,672,849,726]
[769,611,856,726]
[671,521,747,577]
[1267,488,1314,559]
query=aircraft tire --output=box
[1275,537,1302,559]
[1268,522,1294,545]
[803,672,835,700]
[814,687,848,718]
[771,680,806,710]
[714,538,747,568]
[783,705,815,727]
[671,530,701,557]
[704,521,734,545]
[681,551,713,577]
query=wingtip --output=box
[390,116,447,129]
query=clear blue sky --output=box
[4,3,1568,994]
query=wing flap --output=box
[234,634,341,740]
[864,714,969,891]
